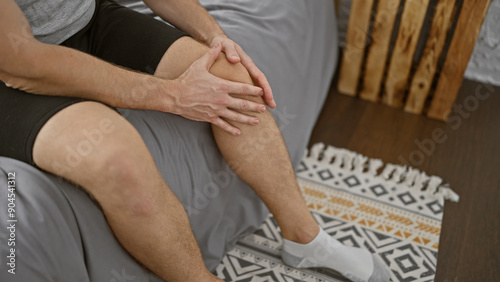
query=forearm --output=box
[144,0,225,45]
[1,41,175,111]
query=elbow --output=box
[0,71,29,91]
[0,65,34,92]
[0,61,26,89]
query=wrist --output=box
[151,78,180,114]
[203,31,227,46]
[127,76,173,112]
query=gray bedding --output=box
[0,1,338,280]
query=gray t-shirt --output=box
[15,0,96,45]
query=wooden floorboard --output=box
[308,78,500,281]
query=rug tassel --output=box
[341,150,355,170]
[391,165,407,183]
[330,147,344,170]
[426,176,442,196]
[307,144,459,203]
[381,164,396,180]
[414,171,429,190]
[437,186,460,202]
[321,146,335,164]
[402,168,419,187]
[353,155,368,173]
[309,143,325,160]
[367,159,383,176]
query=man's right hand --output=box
[167,43,267,136]
[0,1,265,137]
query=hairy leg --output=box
[33,102,221,282]
[157,37,319,243]
[156,37,391,282]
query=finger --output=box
[222,42,241,64]
[242,60,275,107]
[212,117,241,136]
[224,80,263,97]
[221,109,260,125]
[198,42,222,70]
[228,97,267,114]
[235,45,276,108]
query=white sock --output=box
[281,228,391,282]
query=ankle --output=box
[282,225,320,244]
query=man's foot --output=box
[281,228,391,282]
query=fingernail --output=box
[253,119,259,125]
[213,43,220,49]
[261,106,266,112]
[235,130,241,136]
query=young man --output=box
[0,0,390,281]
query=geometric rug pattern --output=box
[216,144,458,281]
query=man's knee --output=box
[211,54,266,105]
[157,37,265,105]
[211,54,251,83]
[88,145,161,216]
[33,102,159,215]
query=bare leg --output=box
[33,102,221,281]
[157,37,319,243]
[156,37,391,282]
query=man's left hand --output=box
[210,35,276,109]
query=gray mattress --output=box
[0,1,337,280]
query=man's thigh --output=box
[31,101,146,188]
[0,1,188,165]
[0,82,84,164]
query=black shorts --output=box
[0,0,189,165]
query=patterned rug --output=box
[215,143,459,282]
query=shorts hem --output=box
[25,99,86,166]
[149,33,191,74]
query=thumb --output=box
[199,42,222,70]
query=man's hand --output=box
[143,0,276,109]
[210,35,276,109]
[170,43,267,136]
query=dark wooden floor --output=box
[308,78,500,281]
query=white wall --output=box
[464,0,500,86]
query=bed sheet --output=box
[0,1,337,280]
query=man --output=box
[0,0,390,281]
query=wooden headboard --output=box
[336,0,491,120]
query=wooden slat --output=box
[427,0,491,120]
[382,0,430,108]
[337,0,375,96]
[405,0,456,114]
[360,0,401,102]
